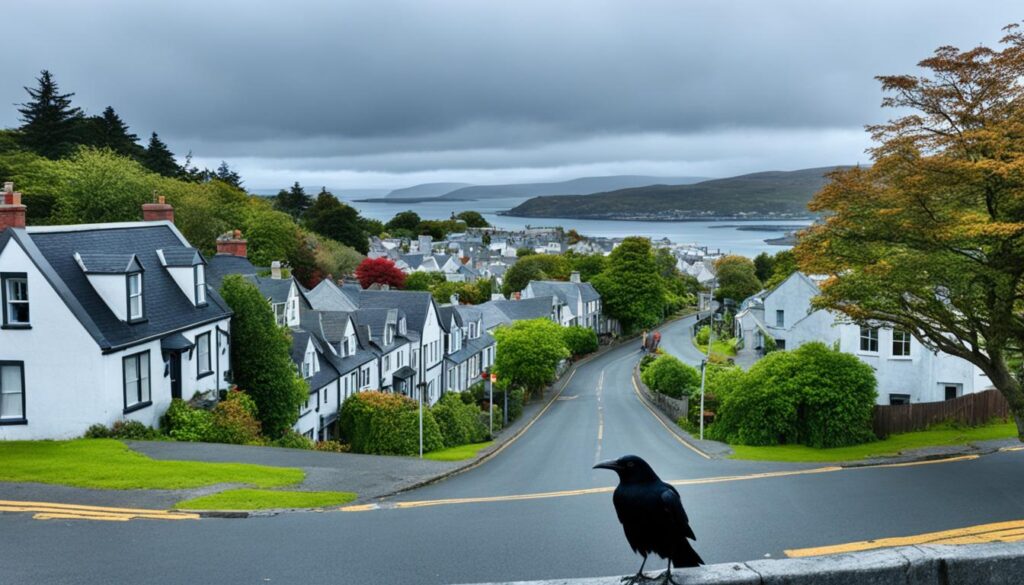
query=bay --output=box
[339,194,810,257]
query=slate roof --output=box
[75,252,142,274]
[159,247,204,267]
[437,305,463,333]
[305,279,359,312]
[528,280,600,306]
[16,223,231,352]
[207,254,257,290]
[353,288,439,335]
[247,276,292,304]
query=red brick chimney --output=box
[216,229,248,258]
[0,182,26,231]
[142,194,174,222]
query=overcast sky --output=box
[2,1,1019,190]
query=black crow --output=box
[594,455,703,585]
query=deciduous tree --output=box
[494,318,570,396]
[590,237,666,332]
[713,255,762,302]
[220,275,307,438]
[355,257,406,289]
[796,25,1024,439]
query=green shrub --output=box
[638,353,658,372]
[209,391,262,445]
[83,420,161,440]
[339,391,444,455]
[432,392,488,448]
[490,387,524,422]
[695,325,711,346]
[83,423,111,439]
[314,440,349,453]
[163,399,214,442]
[709,343,877,448]
[480,404,504,438]
[273,429,314,450]
[561,325,599,357]
[640,355,700,399]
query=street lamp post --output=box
[485,367,493,436]
[417,338,426,459]
[698,280,716,441]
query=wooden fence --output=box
[872,389,1010,438]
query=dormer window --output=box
[399,318,406,335]
[469,321,478,339]
[2,273,29,328]
[127,272,144,321]
[194,265,207,306]
[302,347,316,379]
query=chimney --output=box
[570,271,581,284]
[142,194,174,223]
[216,229,248,258]
[0,182,26,231]
[450,293,459,305]
[270,261,283,280]
[513,291,521,300]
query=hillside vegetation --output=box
[503,167,847,220]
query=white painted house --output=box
[734,271,991,405]
[0,190,232,439]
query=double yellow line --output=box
[0,499,199,522]
[786,518,1024,557]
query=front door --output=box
[169,352,182,400]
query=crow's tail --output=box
[672,540,704,567]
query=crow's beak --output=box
[593,459,620,471]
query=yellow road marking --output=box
[631,375,711,459]
[0,500,199,522]
[856,454,979,469]
[785,519,1024,557]
[340,466,845,511]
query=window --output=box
[469,322,477,338]
[889,393,911,406]
[302,349,315,379]
[123,351,151,412]
[2,273,29,327]
[945,385,960,401]
[196,333,212,377]
[194,265,207,305]
[384,354,390,372]
[892,329,911,357]
[775,310,784,327]
[0,362,25,423]
[127,272,144,321]
[273,303,286,326]
[859,326,879,353]
[322,388,328,404]
[360,367,369,387]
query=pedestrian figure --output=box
[651,330,662,352]
[641,329,649,353]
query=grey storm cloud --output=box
[1,0,1019,188]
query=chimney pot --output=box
[3,182,12,194]
[216,229,248,258]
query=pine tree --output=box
[84,106,143,159]
[214,161,244,189]
[141,132,179,177]
[17,70,85,159]
[274,181,312,219]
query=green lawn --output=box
[0,439,304,490]
[729,422,1018,462]
[174,488,357,511]
[692,337,738,357]
[424,441,493,462]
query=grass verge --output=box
[424,441,494,462]
[692,337,738,357]
[0,439,304,489]
[174,488,357,511]
[729,422,1017,462]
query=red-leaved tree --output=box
[355,257,406,289]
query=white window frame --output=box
[2,273,29,327]
[859,326,879,353]
[0,361,26,423]
[892,329,911,358]
[775,310,784,328]
[194,265,207,305]
[123,350,151,412]
[127,272,144,321]
[196,332,212,377]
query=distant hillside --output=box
[502,167,848,220]
[386,182,473,199]
[437,175,708,201]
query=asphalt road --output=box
[5,314,1024,584]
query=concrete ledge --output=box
[462,542,1024,585]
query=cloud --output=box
[0,0,1017,188]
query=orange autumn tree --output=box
[797,25,1024,438]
